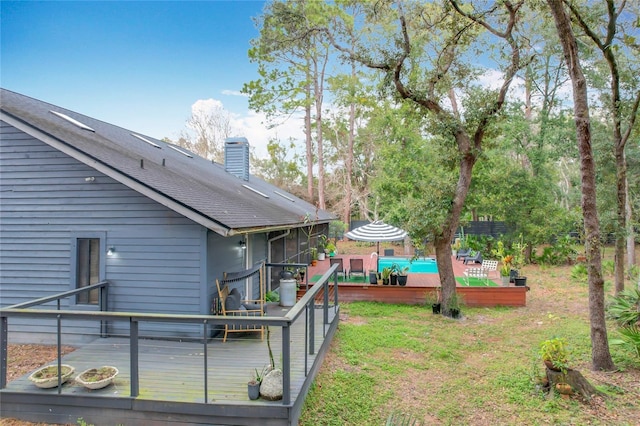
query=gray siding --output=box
[0,122,206,341]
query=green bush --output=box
[536,235,578,265]
[610,325,640,359]
[607,288,640,359]
[607,288,640,327]
[570,263,588,281]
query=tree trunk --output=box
[343,62,356,226]
[305,80,314,202]
[435,132,477,316]
[544,367,602,400]
[547,0,615,371]
[626,177,636,279]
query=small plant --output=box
[381,267,392,280]
[252,365,269,384]
[446,292,464,310]
[607,287,640,326]
[539,337,570,373]
[570,263,588,281]
[398,266,410,276]
[610,325,640,358]
[325,241,336,254]
[424,291,440,306]
[265,290,280,303]
[77,366,117,383]
[607,288,640,359]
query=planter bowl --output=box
[76,366,119,389]
[29,364,75,388]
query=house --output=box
[0,88,334,342]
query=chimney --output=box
[224,137,250,181]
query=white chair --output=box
[481,260,499,280]
[463,267,490,286]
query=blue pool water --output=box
[377,257,438,274]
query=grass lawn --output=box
[299,261,640,425]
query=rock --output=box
[259,368,283,401]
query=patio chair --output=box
[455,248,471,261]
[329,257,346,280]
[481,260,499,280]
[384,248,395,256]
[214,263,265,342]
[463,266,490,286]
[348,258,366,281]
[463,251,483,265]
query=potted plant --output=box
[446,292,463,318]
[425,289,440,314]
[512,235,528,286]
[390,263,399,285]
[369,270,379,284]
[539,337,570,373]
[310,247,318,266]
[492,241,513,286]
[28,364,75,388]
[325,241,336,257]
[317,235,327,261]
[76,366,119,389]
[248,366,268,400]
[397,266,410,286]
[381,267,392,285]
[451,239,461,257]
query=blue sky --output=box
[1,1,293,157]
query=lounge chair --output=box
[348,258,366,281]
[213,263,266,342]
[214,282,264,343]
[463,251,483,265]
[329,257,346,280]
[455,248,471,261]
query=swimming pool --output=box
[377,257,438,274]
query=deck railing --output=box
[0,264,340,405]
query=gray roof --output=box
[0,88,334,236]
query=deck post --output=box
[203,321,208,403]
[324,279,329,328]
[308,300,315,355]
[130,319,139,397]
[99,284,108,338]
[282,324,291,405]
[57,314,62,394]
[0,316,7,389]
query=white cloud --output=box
[191,98,224,115]
[189,98,306,159]
[232,110,305,158]
[222,89,247,97]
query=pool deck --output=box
[302,254,528,307]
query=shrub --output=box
[536,235,578,265]
[570,263,588,281]
[607,288,640,359]
[539,337,570,373]
[607,288,640,327]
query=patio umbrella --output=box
[344,221,407,270]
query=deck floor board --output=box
[4,307,337,406]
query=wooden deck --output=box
[1,306,338,426]
[303,255,528,307]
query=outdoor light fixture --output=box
[107,246,116,256]
[238,240,247,250]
